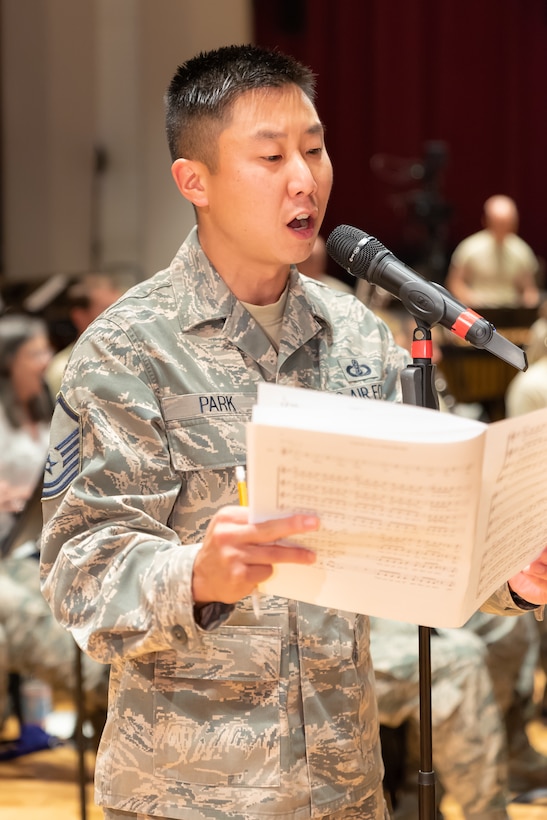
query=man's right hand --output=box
[192,506,319,605]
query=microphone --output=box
[326,224,528,371]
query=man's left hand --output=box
[509,548,547,605]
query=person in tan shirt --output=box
[445,195,539,309]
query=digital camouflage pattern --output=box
[40,228,526,820]
[370,617,509,818]
[463,611,539,715]
[0,554,108,717]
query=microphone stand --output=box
[325,223,529,818]
[399,320,439,820]
[393,300,527,820]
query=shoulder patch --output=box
[42,394,81,499]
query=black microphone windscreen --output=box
[326,225,386,280]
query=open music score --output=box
[476,418,547,600]
[246,383,547,628]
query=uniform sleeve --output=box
[40,320,207,665]
[480,582,543,618]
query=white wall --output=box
[1,0,252,283]
[94,0,142,275]
[1,0,96,281]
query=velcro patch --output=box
[338,357,372,381]
[161,392,255,421]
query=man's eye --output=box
[262,155,282,162]
[307,147,323,156]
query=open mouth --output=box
[287,214,314,231]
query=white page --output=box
[247,386,547,627]
[247,388,486,627]
[465,407,547,612]
[255,382,486,443]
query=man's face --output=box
[197,86,333,277]
[488,212,518,242]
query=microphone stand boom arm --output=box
[365,250,527,372]
[326,225,528,372]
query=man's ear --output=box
[171,158,209,208]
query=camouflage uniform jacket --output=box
[39,227,521,820]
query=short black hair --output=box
[165,43,316,169]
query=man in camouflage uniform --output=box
[464,611,547,793]
[0,553,108,733]
[40,44,547,820]
[370,618,510,819]
[373,611,547,818]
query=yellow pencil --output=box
[236,465,248,506]
[236,466,260,618]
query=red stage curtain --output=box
[253,0,547,285]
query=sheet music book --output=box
[246,383,547,628]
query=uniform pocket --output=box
[153,626,282,786]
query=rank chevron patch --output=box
[42,394,81,499]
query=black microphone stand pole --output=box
[399,320,439,820]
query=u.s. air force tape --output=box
[42,395,81,499]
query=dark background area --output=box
[253,0,547,288]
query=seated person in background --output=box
[464,611,547,794]
[372,609,547,820]
[371,617,510,820]
[445,195,539,309]
[0,312,108,756]
[505,308,547,722]
[0,314,53,552]
[0,549,109,757]
[46,269,138,397]
[505,309,547,417]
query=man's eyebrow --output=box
[252,123,325,140]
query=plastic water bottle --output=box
[20,678,53,727]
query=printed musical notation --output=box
[246,383,547,628]
[477,419,547,599]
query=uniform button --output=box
[172,625,188,644]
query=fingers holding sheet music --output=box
[509,549,547,606]
[192,506,318,606]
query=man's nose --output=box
[287,154,317,198]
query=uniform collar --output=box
[170,227,334,368]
